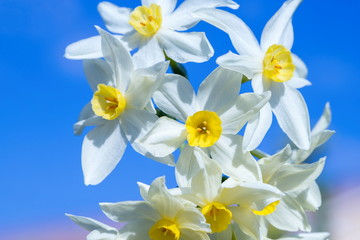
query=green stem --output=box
[165,55,188,79]
[250,149,269,159]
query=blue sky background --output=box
[1,0,359,238]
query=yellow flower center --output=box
[185,111,222,148]
[149,219,180,240]
[263,44,295,82]
[252,200,280,216]
[201,202,232,233]
[129,4,162,36]
[91,84,126,120]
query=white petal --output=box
[65,36,103,60]
[291,103,334,163]
[194,9,262,56]
[66,214,116,232]
[175,146,205,188]
[137,182,150,201]
[117,219,154,240]
[269,157,325,192]
[286,77,311,89]
[217,52,263,79]
[125,61,168,110]
[251,74,271,93]
[260,0,302,51]
[169,0,239,31]
[313,102,332,135]
[266,194,311,232]
[120,109,174,165]
[258,145,292,182]
[221,92,271,134]
[142,0,177,15]
[289,181,321,211]
[96,26,134,92]
[98,2,133,34]
[158,29,214,63]
[210,135,261,182]
[153,74,199,122]
[270,82,311,150]
[132,36,165,68]
[100,201,160,223]
[243,103,272,151]
[83,59,113,91]
[147,176,184,218]
[197,67,242,113]
[176,208,210,232]
[82,121,127,185]
[291,130,334,164]
[190,153,223,201]
[292,53,308,78]
[220,181,283,209]
[140,117,187,157]
[181,229,211,240]
[231,207,261,240]
[73,102,105,135]
[87,229,118,240]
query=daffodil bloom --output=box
[65,0,239,68]
[253,145,326,232]
[174,150,284,240]
[99,177,211,240]
[66,214,121,240]
[74,26,173,185]
[195,0,311,151]
[139,67,271,185]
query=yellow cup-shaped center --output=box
[252,200,280,216]
[129,4,162,36]
[202,202,232,233]
[263,44,295,82]
[91,84,126,120]
[149,219,180,240]
[185,111,222,148]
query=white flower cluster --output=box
[65,0,334,239]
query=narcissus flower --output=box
[175,150,283,239]
[195,0,311,151]
[100,177,211,240]
[75,27,173,185]
[65,0,239,67]
[255,146,326,232]
[139,67,270,185]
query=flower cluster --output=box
[65,0,333,239]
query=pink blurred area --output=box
[1,220,88,240]
[327,183,360,240]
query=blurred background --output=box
[0,0,359,239]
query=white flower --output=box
[139,67,270,185]
[255,145,326,232]
[175,150,283,240]
[195,0,311,151]
[65,0,239,68]
[66,214,122,240]
[75,26,173,185]
[100,176,211,240]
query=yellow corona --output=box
[252,200,280,216]
[201,202,232,233]
[91,84,127,120]
[185,111,222,148]
[149,219,180,240]
[263,44,295,82]
[129,4,162,36]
